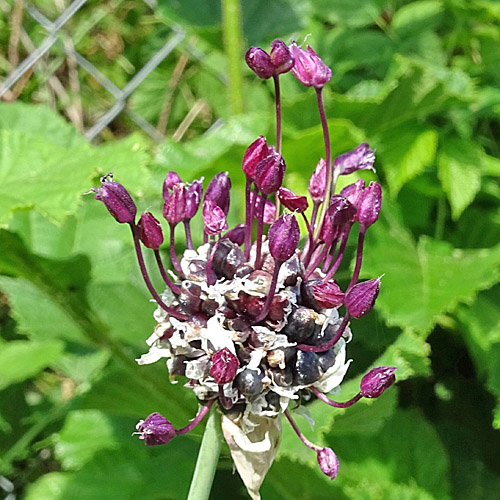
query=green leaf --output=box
[311,0,386,28]
[362,204,500,333]
[0,340,64,390]
[437,137,484,219]
[378,125,438,195]
[391,1,444,39]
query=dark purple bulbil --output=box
[360,366,397,398]
[245,47,275,79]
[278,187,309,213]
[210,347,240,384]
[136,412,176,446]
[93,175,136,224]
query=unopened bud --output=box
[163,183,187,226]
[210,347,240,384]
[136,412,176,446]
[358,182,382,227]
[224,223,246,246]
[334,143,375,176]
[311,280,344,309]
[317,447,339,480]
[268,213,300,262]
[290,43,332,89]
[203,200,228,235]
[327,195,356,226]
[278,187,309,213]
[360,366,397,398]
[137,213,164,249]
[270,39,294,74]
[185,178,203,219]
[345,278,380,318]
[254,151,286,195]
[251,192,276,224]
[93,174,137,224]
[308,158,328,203]
[242,136,269,179]
[205,172,231,215]
[340,179,365,214]
[245,47,274,79]
[162,171,182,200]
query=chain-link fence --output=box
[0,0,223,143]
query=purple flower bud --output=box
[93,175,137,224]
[242,136,270,180]
[203,200,228,235]
[268,213,300,262]
[327,195,357,226]
[251,192,276,224]
[318,214,339,243]
[278,187,309,213]
[340,179,365,214]
[358,182,382,227]
[210,347,240,384]
[136,412,176,446]
[345,278,380,318]
[137,213,164,249]
[311,280,344,309]
[163,171,182,200]
[205,172,231,215]
[334,143,375,176]
[289,43,332,89]
[185,178,203,219]
[270,39,294,74]
[163,183,187,226]
[308,158,328,203]
[360,366,397,398]
[225,223,246,246]
[245,47,275,79]
[254,151,286,195]
[317,447,339,480]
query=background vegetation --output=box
[1,0,500,499]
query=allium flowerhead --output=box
[93,174,136,224]
[358,182,382,227]
[268,213,300,262]
[254,151,286,195]
[289,43,332,89]
[317,447,340,480]
[242,136,270,180]
[308,158,328,203]
[210,347,240,384]
[205,172,231,215]
[270,39,294,74]
[163,183,187,226]
[345,278,380,318]
[137,213,164,249]
[245,47,274,79]
[278,187,309,213]
[136,412,176,446]
[334,143,375,176]
[360,366,397,398]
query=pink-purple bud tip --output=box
[358,181,382,227]
[308,158,328,203]
[205,172,231,215]
[317,447,340,480]
[254,151,286,195]
[360,366,397,398]
[137,212,164,249]
[136,412,176,446]
[289,43,332,89]
[268,213,300,263]
[163,183,187,226]
[163,171,182,200]
[270,39,294,75]
[334,143,375,176]
[203,200,228,235]
[185,179,203,220]
[278,187,309,213]
[245,47,275,79]
[93,174,137,224]
[210,347,240,384]
[242,136,270,180]
[345,278,380,318]
[327,195,357,226]
[311,280,344,309]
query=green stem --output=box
[187,407,223,500]
[222,0,244,115]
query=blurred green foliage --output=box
[1,0,500,499]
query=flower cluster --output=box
[93,38,396,499]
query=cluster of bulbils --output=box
[93,38,396,497]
